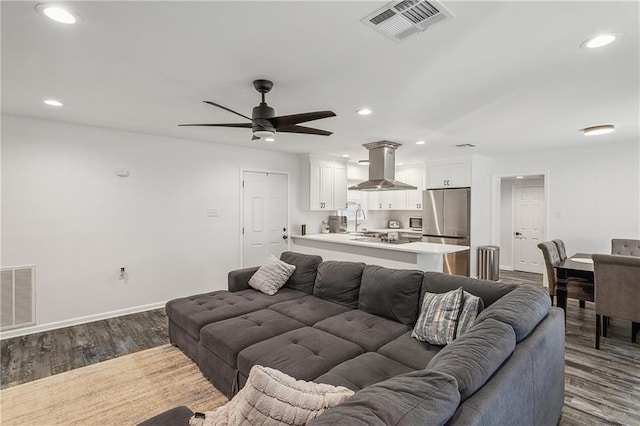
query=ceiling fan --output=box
[179,79,336,141]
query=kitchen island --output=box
[290,233,469,273]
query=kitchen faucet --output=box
[355,208,366,232]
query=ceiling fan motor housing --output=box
[252,103,276,134]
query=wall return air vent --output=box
[362,0,455,43]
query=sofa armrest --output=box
[228,266,260,292]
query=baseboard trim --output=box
[0,301,167,340]
[500,266,514,271]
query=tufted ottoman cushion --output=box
[199,309,305,368]
[268,295,352,326]
[237,327,363,382]
[167,288,306,360]
[313,309,411,352]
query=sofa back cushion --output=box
[313,261,365,308]
[427,318,516,401]
[422,272,515,308]
[280,251,323,294]
[358,265,424,325]
[475,285,551,342]
[308,369,460,426]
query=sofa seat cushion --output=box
[199,309,305,368]
[315,352,414,392]
[269,295,352,326]
[427,318,516,401]
[314,309,410,352]
[280,251,324,294]
[166,288,306,340]
[475,286,551,342]
[308,369,460,426]
[313,261,365,308]
[377,331,442,370]
[358,265,423,325]
[237,327,363,382]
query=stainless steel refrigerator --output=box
[422,188,471,276]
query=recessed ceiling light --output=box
[264,136,275,142]
[582,124,615,136]
[416,140,426,145]
[358,160,370,165]
[581,34,617,49]
[397,162,404,166]
[342,154,350,158]
[356,108,372,116]
[516,176,524,179]
[36,4,77,24]
[44,99,64,107]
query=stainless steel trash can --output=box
[478,246,500,281]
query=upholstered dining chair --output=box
[611,239,640,256]
[592,254,640,349]
[553,239,568,261]
[537,241,594,307]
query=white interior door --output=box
[513,186,544,273]
[242,171,288,267]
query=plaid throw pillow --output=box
[412,287,464,345]
[456,291,484,338]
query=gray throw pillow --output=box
[248,255,296,295]
[456,291,484,338]
[412,287,463,345]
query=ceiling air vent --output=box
[362,0,455,43]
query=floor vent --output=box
[361,0,455,43]
[1,266,36,331]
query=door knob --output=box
[515,232,522,236]
[282,235,288,240]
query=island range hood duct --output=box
[349,141,417,191]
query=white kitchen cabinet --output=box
[426,162,471,189]
[406,168,425,210]
[301,155,348,211]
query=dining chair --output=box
[553,239,568,261]
[592,254,640,349]
[611,239,640,256]
[537,241,594,307]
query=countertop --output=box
[291,233,469,255]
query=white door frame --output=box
[239,168,291,268]
[490,171,550,269]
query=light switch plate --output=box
[207,208,219,217]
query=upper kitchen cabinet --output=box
[426,162,471,189]
[405,168,425,210]
[300,154,348,211]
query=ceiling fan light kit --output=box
[179,79,336,142]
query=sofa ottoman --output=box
[315,352,414,392]
[167,288,305,360]
[237,327,363,382]
[314,309,411,352]
[198,309,305,397]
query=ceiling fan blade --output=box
[252,135,260,141]
[203,101,252,121]
[178,123,253,128]
[277,125,333,136]
[273,111,336,128]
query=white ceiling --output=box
[2,1,638,164]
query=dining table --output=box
[555,253,595,314]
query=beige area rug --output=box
[0,344,228,425]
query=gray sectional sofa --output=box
[161,251,564,425]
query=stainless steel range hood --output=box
[349,141,417,191]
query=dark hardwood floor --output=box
[1,308,168,388]
[1,271,638,425]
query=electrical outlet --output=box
[207,208,219,217]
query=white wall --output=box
[1,114,310,333]
[488,140,640,257]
